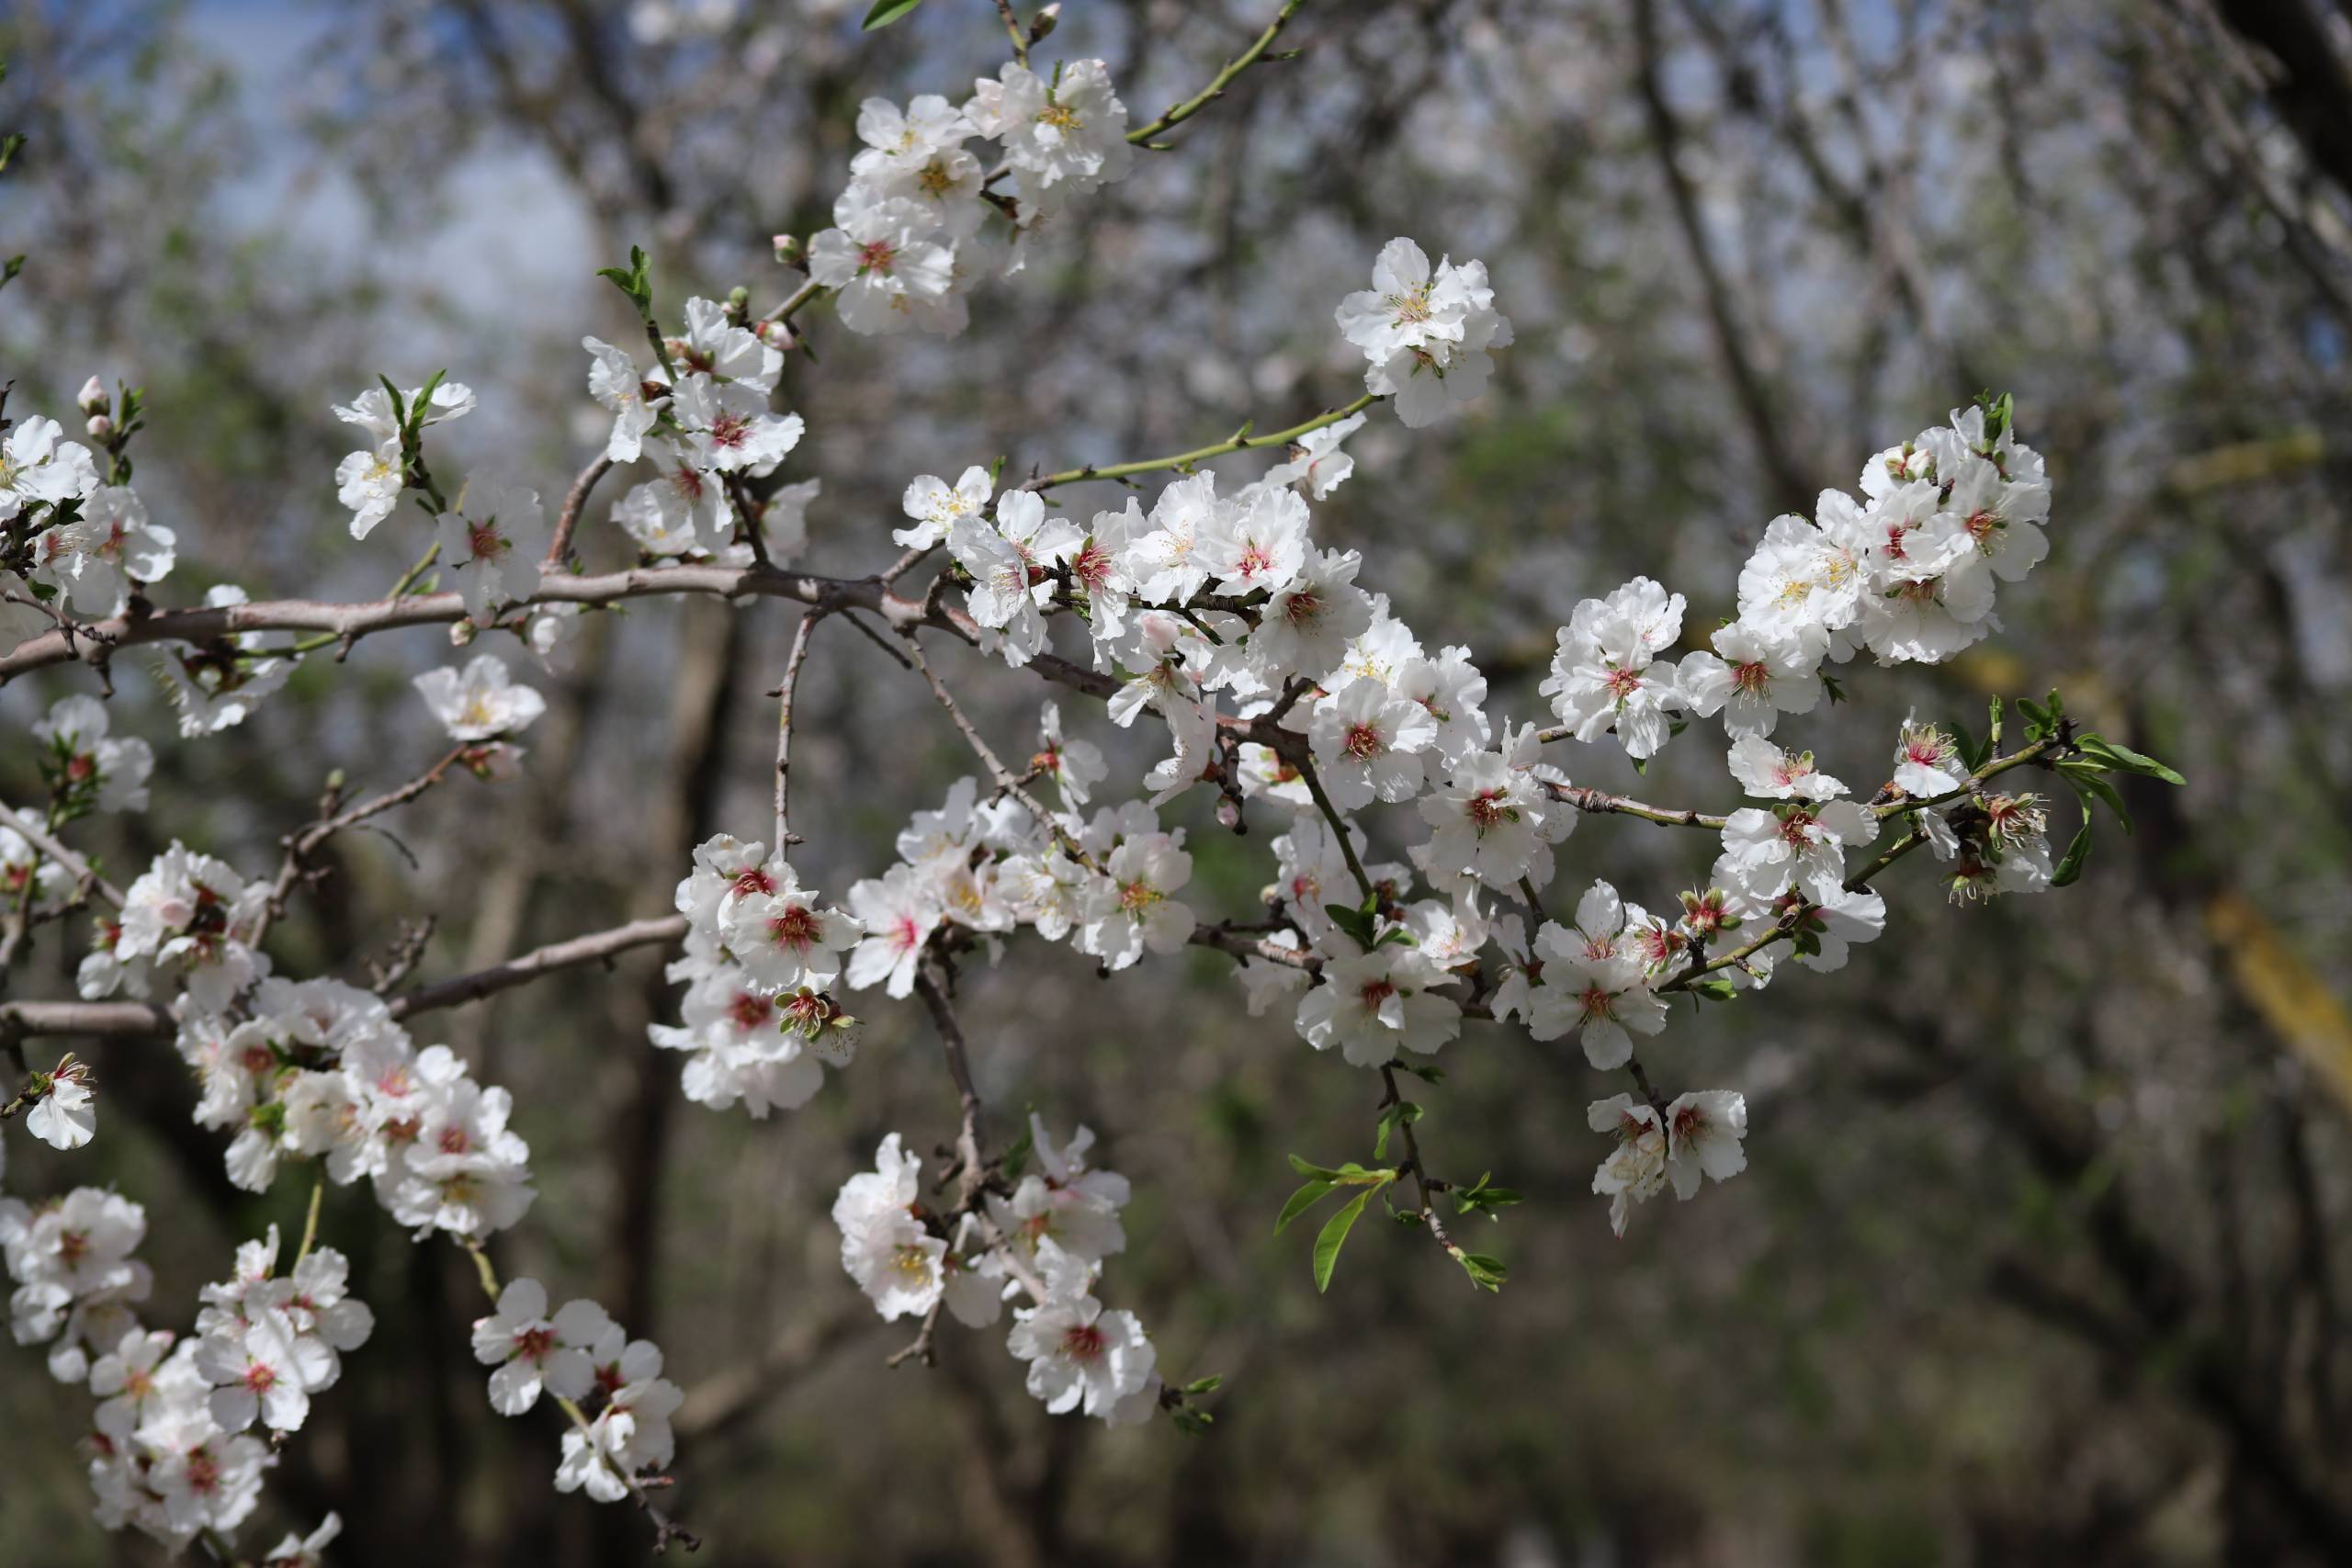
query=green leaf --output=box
[595,244,653,313]
[1986,695,2003,752]
[1373,1100,1423,1161]
[1453,1173,1525,1215]
[410,369,447,434]
[1395,1060,1446,1086]
[1455,1251,1510,1292]
[1286,1154,1386,1184]
[1182,1374,1224,1396]
[2060,761,2132,833]
[2052,819,2092,887]
[1313,1186,1379,1292]
[0,254,21,292]
[2077,736,2185,786]
[1322,901,1376,950]
[1274,1179,1337,1235]
[861,0,928,28]
[1000,1122,1035,1183]
[1950,717,1984,772]
[1689,976,1737,1001]
[0,131,22,175]
[376,375,408,428]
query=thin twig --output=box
[548,454,615,569]
[772,612,826,861]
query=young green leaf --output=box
[2060,761,2132,833]
[1274,1179,1337,1235]
[1372,1100,1423,1161]
[862,0,928,28]
[1455,1251,1510,1292]
[1950,717,1985,772]
[2077,736,2185,786]
[2052,819,2092,887]
[1313,1186,1380,1293]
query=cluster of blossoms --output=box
[833,1118,1160,1425]
[586,297,811,570]
[1541,407,2054,774]
[807,58,1133,337]
[0,383,177,628]
[0,1190,357,1552]
[2,1185,152,1380]
[1336,238,1514,428]
[75,876,540,1237]
[471,1278,684,1503]
[654,834,865,1115]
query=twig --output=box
[897,629,1083,861]
[0,914,692,1043]
[1290,751,1375,902]
[1125,0,1307,146]
[388,914,688,1020]
[772,612,826,861]
[1025,392,1378,491]
[548,454,616,569]
[0,801,122,907]
[1537,779,1727,830]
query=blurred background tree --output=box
[2,0,2348,1562]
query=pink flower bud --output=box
[76,376,108,414]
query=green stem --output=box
[1029,391,1378,491]
[1127,0,1307,146]
[293,1172,325,1266]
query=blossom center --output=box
[767,905,820,951]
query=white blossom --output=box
[413,654,548,742]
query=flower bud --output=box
[76,376,107,414]
[1028,3,1059,43]
[449,619,478,648]
[1215,795,1242,831]
[772,233,802,268]
[85,413,115,442]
